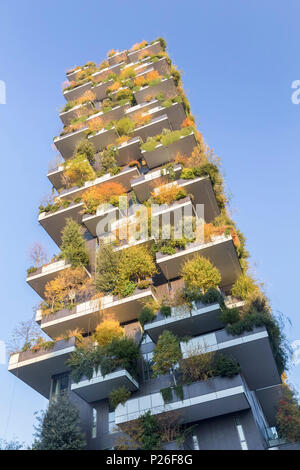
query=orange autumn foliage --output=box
[107,81,122,93]
[146,70,160,82]
[82,182,126,214]
[87,117,104,133]
[132,112,151,128]
[181,117,194,128]
[131,40,148,52]
[204,223,240,248]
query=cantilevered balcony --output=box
[71,368,139,402]
[90,61,124,84]
[141,132,197,170]
[47,163,65,190]
[143,101,186,131]
[54,126,88,160]
[27,259,72,298]
[39,202,83,246]
[134,78,178,105]
[82,205,121,237]
[156,235,242,288]
[36,286,157,338]
[180,326,281,390]
[127,41,162,63]
[8,338,76,398]
[63,81,93,102]
[130,164,182,202]
[138,57,170,76]
[115,374,250,425]
[108,51,128,67]
[60,101,95,126]
[151,196,195,228]
[116,137,142,166]
[59,165,139,202]
[144,298,245,342]
[132,114,172,142]
[255,385,283,427]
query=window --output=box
[235,418,248,450]
[192,435,200,450]
[92,408,97,439]
[108,410,118,434]
[50,373,69,401]
[143,351,154,381]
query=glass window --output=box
[50,373,69,401]
[92,408,97,439]
[108,410,118,434]
[142,352,154,381]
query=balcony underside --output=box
[82,206,120,237]
[134,78,178,105]
[116,138,142,166]
[156,237,242,289]
[130,164,182,202]
[60,102,95,126]
[132,115,171,142]
[178,176,220,223]
[26,261,71,299]
[8,339,75,398]
[127,41,162,63]
[71,369,139,402]
[255,385,283,427]
[63,81,92,102]
[47,165,65,190]
[39,203,83,246]
[54,128,87,160]
[146,102,186,131]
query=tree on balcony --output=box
[152,330,182,385]
[181,255,221,294]
[60,218,89,268]
[32,394,86,450]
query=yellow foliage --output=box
[94,319,124,347]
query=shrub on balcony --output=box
[120,67,136,80]
[181,255,221,294]
[63,154,96,187]
[60,219,89,268]
[212,354,240,378]
[109,386,131,410]
[94,320,124,347]
[231,274,260,301]
[82,182,126,214]
[115,117,135,136]
[115,88,134,104]
[139,305,156,327]
[160,305,171,318]
[151,185,187,205]
[180,347,215,383]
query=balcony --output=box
[130,164,182,202]
[90,61,124,84]
[54,126,88,160]
[115,374,250,425]
[93,79,115,100]
[60,101,95,126]
[180,326,281,390]
[59,165,139,202]
[144,101,186,131]
[27,259,72,298]
[141,132,197,170]
[156,235,242,288]
[8,338,76,398]
[132,114,172,142]
[151,196,195,228]
[82,205,121,237]
[127,41,162,63]
[71,368,139,402]
[47,163,65,190]
[116,137,142,166]
[144,298,244,342]
[39,202,83,246]
[108,50,128,67]
[63,80,92,103]
[134,78,178,105]
[255,385,283,427]
[37,286,157,338]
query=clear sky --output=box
[0,0,299,446]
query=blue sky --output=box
[0,0,299,445]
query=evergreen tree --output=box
[61,218,89,268]
[95,243,119,293]
[33,394,86,450]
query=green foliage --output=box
[33,394,86,450]
[160,305,171,318]
[140,411,160,450]
[174,384,184,401]
[181,255,221,293]
[152,331,182,378]
[109,386,131,410]
[99,148,118,173]
[213,354,240,377]
[60,218,89,268]
[115,117,135,136]
[139,306,156,327]
[160,387,172,403]
[231,274,259,301]
[218,307,240,325]
[117,280,136,297]
[115,88,134,104]
[141,137,159,152]
[95,244,119,293]
[104,337,140,377]
[276,384,300,442]
[74,138,95,165]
